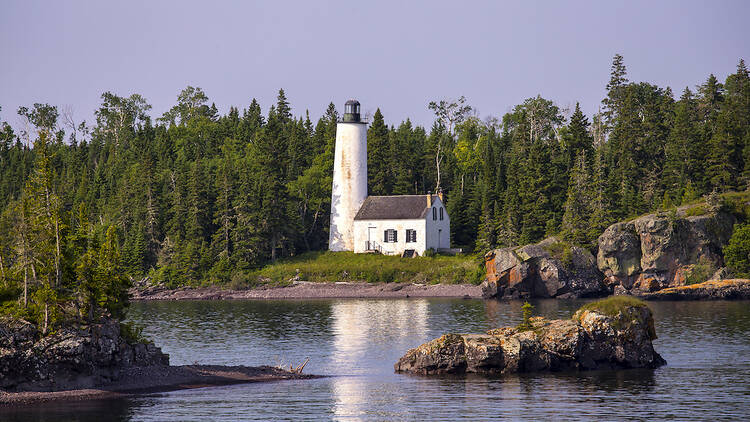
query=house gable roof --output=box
[353,195,442,220]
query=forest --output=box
[0,55,749,328]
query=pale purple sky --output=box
[1,0,749,131]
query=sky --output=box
[1,0,749,132]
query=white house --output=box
[329,99,452,257]
[352,194,450,256]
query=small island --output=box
[394,297,665,375]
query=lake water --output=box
[4,298,750,421]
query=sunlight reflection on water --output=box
[2,298,749,421]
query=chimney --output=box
[427,191,432,208]
[437,189,444,202]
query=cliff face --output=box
[482,210,737,299]
[597,211,735,294]
[394,300,665,375]
[0,318,169,392]
[482,237,607,299]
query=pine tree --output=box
[564,103,593,170]
[602,54,629,129]
[561,152,594,246]
[367,109,392,195]
[664,88,702,197]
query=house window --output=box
[384,229,397,243]
[406,229,417,243]
[439,207,444,220]
[432,207,437,220]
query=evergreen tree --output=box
[561,152,594,246]
[367,109,392,195]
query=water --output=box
[3,299,750,421]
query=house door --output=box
[367,227,376,250]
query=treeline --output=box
[1,55,749,301]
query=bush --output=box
[685,257,716,285]
[542,240,574,267]
[120,322,152,345]
[517,301,535,331]
[724,223,750,278]
[685,205,708,217]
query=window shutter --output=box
[394,230,398,242]
[384,230,388,242]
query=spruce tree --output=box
[367,109,392,195]
[561,152,594,246]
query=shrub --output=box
[724,223,750,278]
[120,322,153,345]
[517,301,534,331]
[542,240,573,267]
[685,257,716,285]
[685,205,708,217]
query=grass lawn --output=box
[247,251,485,286]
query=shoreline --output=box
[130,281,484,301]
[0,365,318,406]
[129,278,750,301]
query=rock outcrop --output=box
[0,318,169,392]
[482,237,607,299]
[639,279,750,300]
[394,298,665,375]
[597,211,736,294]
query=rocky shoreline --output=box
[0,365,317,405]
[639,279,750,300]
[129,281,483,301]
[0,317,317,404]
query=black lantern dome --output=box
[343,99,361,123]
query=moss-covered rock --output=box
[394,300,665,375]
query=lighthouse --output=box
[329,99,368,251]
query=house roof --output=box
[353,195,440,220]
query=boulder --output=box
[597,211,735,294]
[0,317,169,392]
[394,298,665,375]
[482,237,607,299]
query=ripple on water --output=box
[2,299,749,421]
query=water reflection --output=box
[3,299,749,421]
[330,299,428,419]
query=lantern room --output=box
[343,99,361,123]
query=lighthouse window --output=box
[384,229,397,243]
[406,229,417,243]
[432,207,437,220]
[439,207,444,220]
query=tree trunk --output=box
[435,140,443,191]
[23,267,28,307]
[54,215,61,288]
[43,303,49,335]
[0,254,5,287]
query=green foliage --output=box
[248,251,484,285]
[575,296,648,318]
[120,321,152,345]
[541,239,574,267]
[685,205,708,217]
[517,301,535,331]
[724,223,750,277]
[0,55,748,299]
[685,257,717,285]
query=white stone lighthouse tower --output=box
[329,99,368,251]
